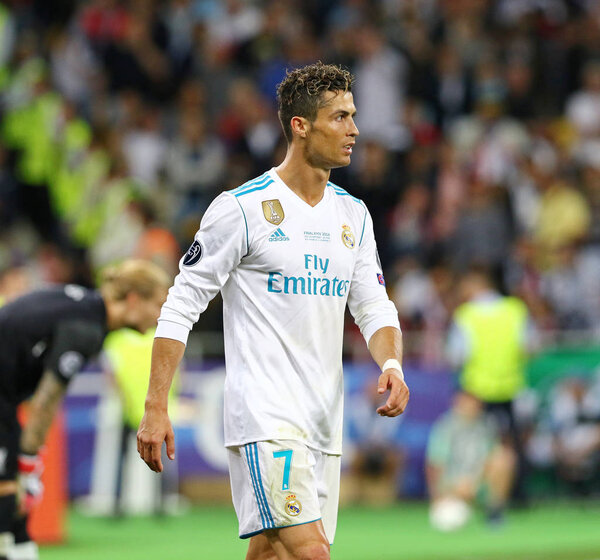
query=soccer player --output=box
[137,62,409,560]
[0,259,169,560]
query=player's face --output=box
[127,289,167,333]
[304,90,359,170]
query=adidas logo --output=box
[268,228,290,242]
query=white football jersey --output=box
[156,168,400,454]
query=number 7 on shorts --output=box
[273,450,293,491]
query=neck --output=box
[275,146,330,207]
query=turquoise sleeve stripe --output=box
[231,172,269,194]
[234,196,249,255]
[235,179,274,197]
[328,182,362,204]
[244,445,270,529]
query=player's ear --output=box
[290,116,309,138]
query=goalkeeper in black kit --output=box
[0,260,169,560]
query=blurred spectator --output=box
[217,77,280,175]
[539,244,598,331]
[391,258,453,364]
[549,377,600,496]
[0,146,18,231]
[103,326,181,516]
[388,182,431,262]
[134,201,182,278]
[0,3,16,91]
[533,175,591,260]
[203,0,263,58]
[163,0,198,83]
[504,237,557,331]
[447,267,534,504]
[164,109,226,239]
[121,102,167,191]
[352,23,410,151]
[566,60,600,140]
[48,26,100,111]
[427,391,515,530]
[346,140,400,265]
[449,178,512,277]
[577,149,600,244]
[344,375,405,506]
[429,43,472,130]
[504,58,536,121]
[98,1,173,102]
[392,257,437,331]
[429,140,467,249]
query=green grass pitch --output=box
[40,502,600,560]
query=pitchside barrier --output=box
[47,345,600,519]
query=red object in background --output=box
[17,406,67,544]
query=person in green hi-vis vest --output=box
[447,267,536,514]
[103,327,180,516]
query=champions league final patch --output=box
[377,273,386,286]
[183,240,203,266]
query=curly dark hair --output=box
[276,62,354,143]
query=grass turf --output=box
[40,501,600,560]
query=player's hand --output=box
[376,368,409,417]
[137,407,175,473]
[17,452,44,515]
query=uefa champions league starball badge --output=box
[341,224,355,249]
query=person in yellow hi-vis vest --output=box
[103,328,179,516]
[447,267,536,521]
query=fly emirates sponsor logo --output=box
[267,254,350,297]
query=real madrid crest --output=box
[284,494,302,517]
[341,224,355,249]
[262,199,284,225]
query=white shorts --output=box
[227,440,341,544]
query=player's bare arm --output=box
[137,337,185,473]
[20,370,68,454]
[367,326,409,417]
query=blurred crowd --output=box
[1,0,600,347]
[1,0,600,512]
